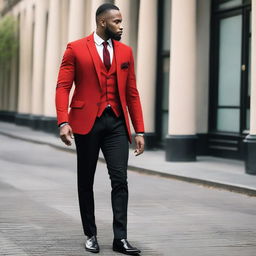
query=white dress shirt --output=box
[94,32,113,64]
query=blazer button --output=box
[96,102,100,106]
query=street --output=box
[0,134,256,256]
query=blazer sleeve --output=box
[126,47,145,133]
[55,43,75,126]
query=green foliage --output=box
[0,15,18,65]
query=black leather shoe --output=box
[85,235,100,253]
[113,239,141,255]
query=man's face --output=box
[104,10,123,41]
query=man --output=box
[55,3,145,255]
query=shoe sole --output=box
[113,248,141,255]
[85,247,100,253]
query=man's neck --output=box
[95,29,109,41]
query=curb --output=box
[1,130,255,197]
[127,165,256,197]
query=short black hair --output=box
[96,3,119,17]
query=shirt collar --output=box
[94,32,113,48]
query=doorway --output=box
[209,0,251,159]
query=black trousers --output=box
[74,107,129,239]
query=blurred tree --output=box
[0,15,18,109]
[0,15,18,66]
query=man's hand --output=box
[134,135,145,156]
[60,124,73,146]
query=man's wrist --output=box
[135,132,144,137]
[59,122,69,128]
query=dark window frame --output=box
[208,0,251,158]
[155,0,170,147]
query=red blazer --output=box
[55,34,144,143]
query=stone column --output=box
[68,0,85,41]
[43,0,61,131]
[244,1,256,174]
[17,4,33,125]
[60,0,69,52]
[17,10,26,114]
[166,0,197,161]
[31,0,48,118]
[18,6,33,113]
[128,0,139,60]
[136,0,158,148]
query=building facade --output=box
[0,0,256,174]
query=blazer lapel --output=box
[113,40,123,90]
[86,34,103,90]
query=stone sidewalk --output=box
[0,121,256,196]
[2,134,256,256]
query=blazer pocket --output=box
[70,100,85,109]
[121,62,129,69]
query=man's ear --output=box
[98,17,106,28]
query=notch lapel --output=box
[86,34,103,90]
[113,40,123,90]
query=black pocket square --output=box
[121,62,129,69]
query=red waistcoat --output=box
[96,53,122,117]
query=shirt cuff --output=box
[59,122,69,128]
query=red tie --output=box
[103,41,111,70]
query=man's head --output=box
[96,3,123,41]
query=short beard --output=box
[105,26,121,41]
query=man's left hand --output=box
[134,135,145,156]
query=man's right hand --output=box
[59,124,73,146]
